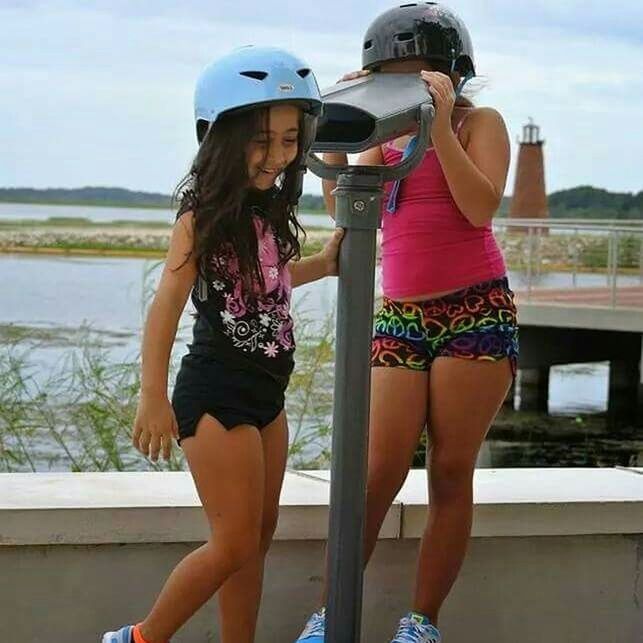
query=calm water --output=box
[0,203,641,471]
[0,201,333,229]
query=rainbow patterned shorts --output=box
[371,277,519,372]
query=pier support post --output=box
[518,367,549,413]
[608,360,640,427]
[638,342,643,424]
[502,377,516,410]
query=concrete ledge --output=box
[398,468,643,538]
[0,471,400,545]
[518,301,643,332]
[1,468,641,546]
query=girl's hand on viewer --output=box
[421,70,456,144]
[338,70,371,83]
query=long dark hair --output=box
[173,104,310,296]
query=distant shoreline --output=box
[1,220,641,278]
[0,198,328,214]
[0,186,329,214]
[2,182,643,219]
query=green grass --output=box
[0,218,330,258]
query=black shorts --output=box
[171,352,287,446]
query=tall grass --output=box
[0,309,336,473]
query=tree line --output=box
[1,185,641,219]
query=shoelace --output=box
[393,617,438,643]
[302,611,325,637]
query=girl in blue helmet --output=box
[102,46,342,643]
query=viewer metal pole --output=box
[325,172,381,643]
[307,102,433,643]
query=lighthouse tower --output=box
[510,119,548,220]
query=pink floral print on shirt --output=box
[210,216,294,358]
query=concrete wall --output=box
[1,469,642,643]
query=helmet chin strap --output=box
[450,51,474,97]
[290,110,318,206]
[291,164,306,206]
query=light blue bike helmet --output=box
[194,45,323,143]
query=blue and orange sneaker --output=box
[101,625,135,643]
[390,612,441,643]
[294,607,326,642]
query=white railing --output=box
[492,218,643,308]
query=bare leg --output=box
[138,416,265,643]
[319,366,428,605]
[413,358,512,624]
[217,412,289,643]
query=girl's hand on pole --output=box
[322,227,345,276]
[421,70,456,144]
[132,394,179,462]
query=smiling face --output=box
[246,103,301,190]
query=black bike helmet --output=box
[362,2,475,79]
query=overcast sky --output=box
[1,1,641,196]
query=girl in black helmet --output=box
[296,4,518,643]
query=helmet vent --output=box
[240,71,268,81]
[297,68,311,78]
[395,32,415,42]
[364,39,373,50]
[399,3,418,8]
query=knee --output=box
[429,452,474,503]
[259,510,279,554]
[209,530,262,574]
[364,460,405,525]
[366,459,402,501]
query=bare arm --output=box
[289,228,344,287]
[132,211,198,462]
[140,211,198,396]
[321,146,384,218]
[433,107,510,228]
[289,253,328,287]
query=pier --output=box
[494,219,643,423]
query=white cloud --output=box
[0,1,641,195]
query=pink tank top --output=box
[381,115,506,299]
